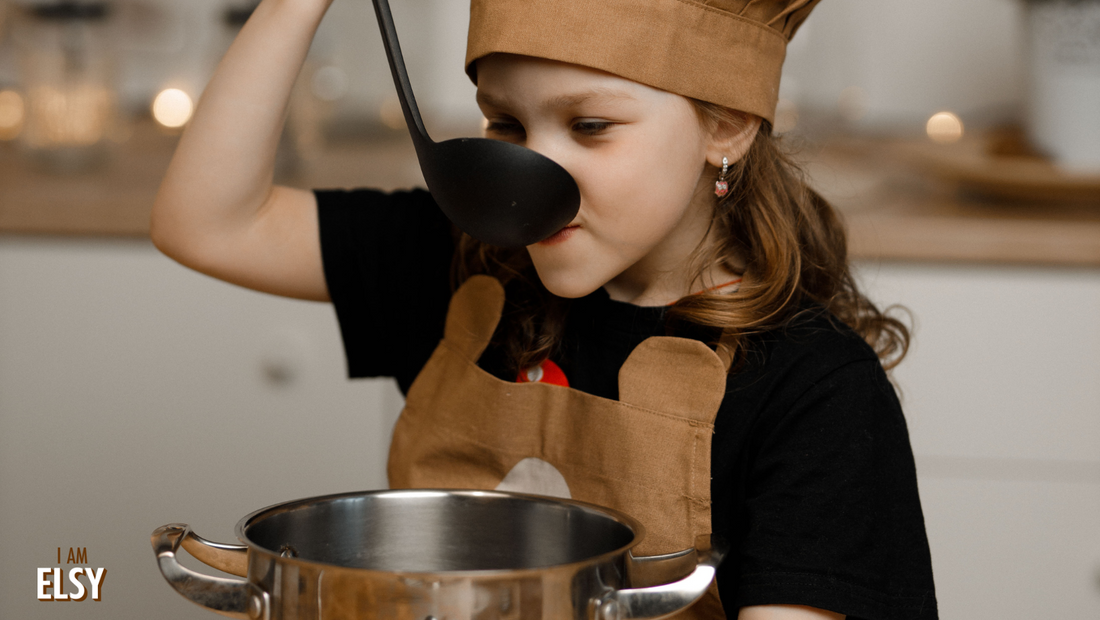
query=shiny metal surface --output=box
[241,489,637,572]
[151,489,722,620]
[181,528,249,577]
[597,539,724,620]
[152,524,269,620]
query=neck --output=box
[603,263,741,306]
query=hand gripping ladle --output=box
[370,0,581,247]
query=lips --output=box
[537,225,580,246]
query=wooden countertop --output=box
[0,120,426,238]
[3,119,1100,266]
[804,137,1100,266]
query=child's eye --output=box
[572,120,613,135]
[485,120,525,137]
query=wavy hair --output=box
[452,102,910,375]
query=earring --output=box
[714,157,729,197]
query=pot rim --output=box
[232,488,648,578]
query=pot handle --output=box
[151,524,269,620]
[594,535,726,620]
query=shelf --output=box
[4,121,1100,266]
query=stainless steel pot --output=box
[151,489,723,620]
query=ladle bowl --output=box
[423,137,580,247]
[372,0,581,247]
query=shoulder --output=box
[314,187,456,391]
[315,187,445,236]
[714,303,910,480]
[760,304,878,366]
[315,186,454,269]
[316,187,452,264]
[726,304,886,410]
[315,186,436,209]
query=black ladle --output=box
[370,0,580,247]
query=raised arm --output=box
[150,0,335,301]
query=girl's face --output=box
[475,54,756,305]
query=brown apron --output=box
[388,275,729,620]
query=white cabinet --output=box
[856,261,1100,619]
[918,477,1100,618]
[0,236,403,620]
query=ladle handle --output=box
[151,523,269,620]
[371,0,431,146]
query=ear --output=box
[705,113,762,169]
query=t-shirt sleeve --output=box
[315,187,456,394]
[716,353,937,620]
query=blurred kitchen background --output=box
[1,0,1098,618]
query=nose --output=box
[522,133,575,182]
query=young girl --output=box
[151,1,937,619]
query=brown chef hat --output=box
[465,0,821,124]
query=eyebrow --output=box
[476,87,635,111]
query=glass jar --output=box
[13,1,118,169]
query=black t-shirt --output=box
[316,187,938,620]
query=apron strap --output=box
[444,275,505,362]
[618,337,727,424]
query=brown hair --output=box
[452,103,910,375]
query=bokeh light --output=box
[926,111,964,144]
[152,88,194,129]
[0,90,25,141]
[22,85,112,147]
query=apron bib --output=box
[389,275,729,620]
